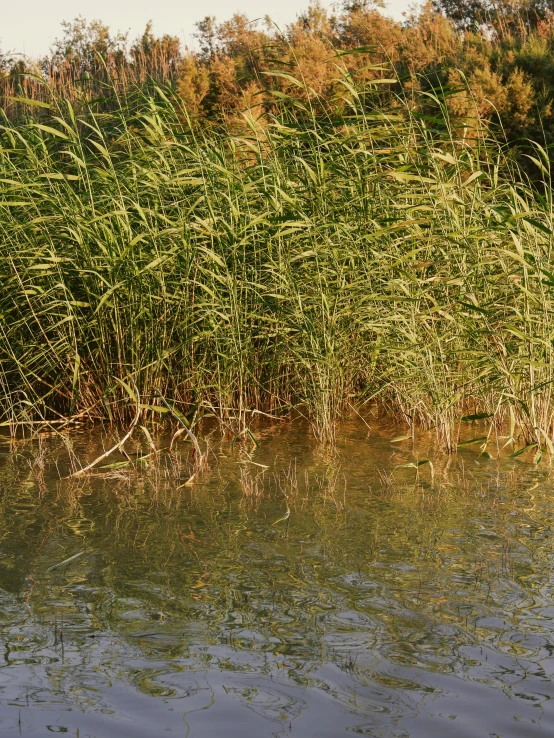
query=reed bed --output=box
[0,75,553,452]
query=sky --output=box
[2,0,413,59]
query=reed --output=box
[0,72,552,452]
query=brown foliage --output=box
[2,2,554,161]
[176,54,209,116]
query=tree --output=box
[433,0,554,32]
[195,17,218,60]
[49,17,128,74]
[0,41,16,73]
[432,0,489,30]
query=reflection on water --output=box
[0,420,553,736]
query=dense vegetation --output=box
[1,2,554,454]
[3,0,554,160]
[0,75,553,450]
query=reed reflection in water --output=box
[0,420,552,736]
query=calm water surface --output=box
[0,420,553,737]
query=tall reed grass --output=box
[0,74,553,450]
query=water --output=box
[0,419,553,737]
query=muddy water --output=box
[0,420,553,737]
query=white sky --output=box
[2,0,413,59]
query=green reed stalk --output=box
[0,74,553,451]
